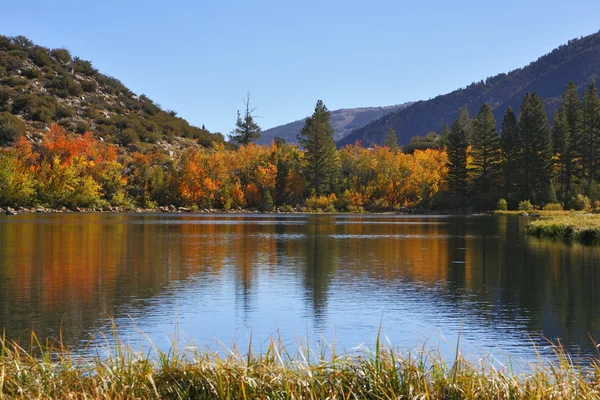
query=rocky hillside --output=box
[0,35,225,149]
[339,30,600,147]
[259,103,412,145]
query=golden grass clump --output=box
[2,330,600,399]
[525,214,600,244]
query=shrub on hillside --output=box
[81,80,97,93]
[46,75,83,98]
[55,105,76,119]
[28,46,53,67]
[22,68,41,79]
[2,76,27,88]
[12,93,58,123]
[71,57,97,76]
[50,48,72,64]
[0,112,27,144]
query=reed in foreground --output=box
[524,214,600,244]
[2,331,600,399]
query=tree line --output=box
[2,83,599,212]
[442,81,600,210]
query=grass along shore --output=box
[2,332,600,399]
[524,214,600,244]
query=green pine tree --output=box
[456,105,472,141]
[384,128,399,151]
[518,93,553,203]
[297,100,339,196]
[446,119,469,197]
[581,81,600,182]
[471,103,502,193]
[500,107,521,197]
[551,109,570,199]
[230,93,261,146]
[561,82,580,191]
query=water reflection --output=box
[0,214,599,362]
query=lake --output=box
[1,213,599,363]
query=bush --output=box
[46,75,83,98]
[116,128,139,145]
[50,48,72,64]
[496,198,508,211]
[542,202,564,211]
[569,194,591,211]
[22,68,41,79]
[0,112,27,144]
[71,57,97,76]
[305,193,337,211]
[55,105,76,119]
[2,76,27,87]
[74,121,90,134]
[13,94,58,123]
[518,200,534,212]
[81,80,97,93]
[0,88,10,109]
[28,46,53,67]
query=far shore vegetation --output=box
[2,81,600,218]
[2,328,600,399]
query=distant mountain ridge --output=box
[259,103,413,144]
[338,30,600,147]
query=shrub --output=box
[569,194,591,211]
[0,88,10,109]
[305,193,337,211]
[81,80,97,93]
[50,48,72,64]
[55,105,76,119]
[22,68,41,79]
[116,128,139,145]
[542,202,563,211]
[496,198,508,211]
[518,200,534,212]
[74,121,90,134]
[46,75,83,98]
[2,76,27,87]
[13,94,58,123]
[28,46,53,67]
[0,112,27,144]
[71,57,97,76]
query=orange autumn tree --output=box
[35,124,124,208]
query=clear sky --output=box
[1,0,598,136]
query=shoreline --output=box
[0,205,474,216]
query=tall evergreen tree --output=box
[581,81,600,182]
[517,93,554,203]
[230,93,261,146]
[456,105,472,140]
[561,82,580,191]
[384,128,399,151]
[500,107,520,197]
[471,103,502,193]
[551,109,570,199]
[297,100,339,196]
[446,119,469,197]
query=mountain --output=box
[259,103,413,145]
[0,35,225,149]
[338,30,600,148]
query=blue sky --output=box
[1,0,598,136]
